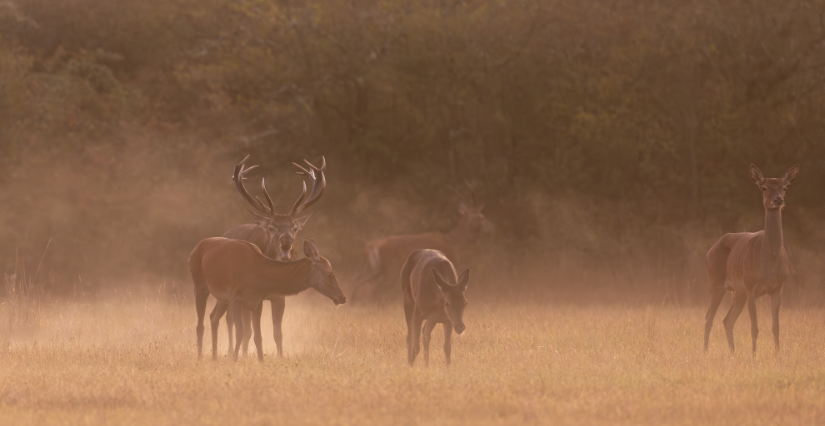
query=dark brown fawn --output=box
[401,249,470,366]
[704,164,799,353]
[190,237,345,361]
[350,185,491,304]
[222,155,326,357]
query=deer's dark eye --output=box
[464,302,468,306]
[445,302,450,307]
[761,187,767,191]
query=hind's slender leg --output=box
[241,307,252,356]
[224,305,234,356]
[723,292,747,353]
[746,292,759,354]
[704,286,726,351]
[271,297,286,357]
[422,319,436,367]
[195,291,209,359]
[230,300,244,361]
[771,288,782,352]
[210,302,228,360]
[443,322,453,366]
[404,298,415,364]
[251,301,264,362]
[409,309,424,366]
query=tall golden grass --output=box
[1,289,823,425]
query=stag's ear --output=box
[458,203,470,215]
[749,164,764,186]
[456,269,470,291]
[432,268,451,291]
[303,239,320,261]
[782,165,799,186]
[294,213,311,230]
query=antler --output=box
[464,179,478,205]
[289,156,326,216]
[450,180,479,206]
[233,155,326,219]
[232,155,273,216]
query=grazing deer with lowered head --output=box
[190,237,345,361]
[704,164,799,353]
[222,155,326,357]
[349,186,491,304]
[401,249,470,366]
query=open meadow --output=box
[1,291,824,426]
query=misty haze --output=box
[1,0,824,425]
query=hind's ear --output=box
[432,268,450,291]
[303,240,320,260]
[782,165,799,186]
[457,269,470,290]
[750,164,764,186]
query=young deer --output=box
[190,237,345,361]
[222,155,326,357]
[401,249,470,366]
[704,164,799,353]
[350,186,491,304]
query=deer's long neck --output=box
[762,208,784,261]
[261,258,312,295]
[446,217,475,248]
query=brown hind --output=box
[401,249,470,366]
[704,164,799,354]
[222,155,326,357]
[189,237,345,361]
[350,186,491,304]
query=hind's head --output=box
[304,239,346,305]
[750,164,799,211]
[432,268,470,334]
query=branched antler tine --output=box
[292,161,312,177]
[240,164,259,178]
[233,161,271,215]
[449,185,468,202]
[289,181,308,216]
[246,208,269,222]
[260,178,277,215]
[303,156,326,172]
[292,157,326,214]
[464,179,478,205]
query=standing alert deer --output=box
[190,237,345,361]
[401,249,470,366]
[222,155,326,356]
[704,164,799,353]
[349,187,492,303]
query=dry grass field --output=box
[1,291,824,426]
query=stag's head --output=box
[454,183,494,236]
[432,268,470,334]
[233,155,326,261]
[750,164,799,211]
[303,239,346,305]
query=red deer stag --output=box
[704,164,799,353]
[222,155,326,357]
[401,249,470,366]
[190,237,345,361]
[349,186,491,303]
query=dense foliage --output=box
[1,0,824,300]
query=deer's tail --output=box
[706,238,729,293]
[400,250,424,303]
[189,242,208,296]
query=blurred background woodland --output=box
[1,0,824,304]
